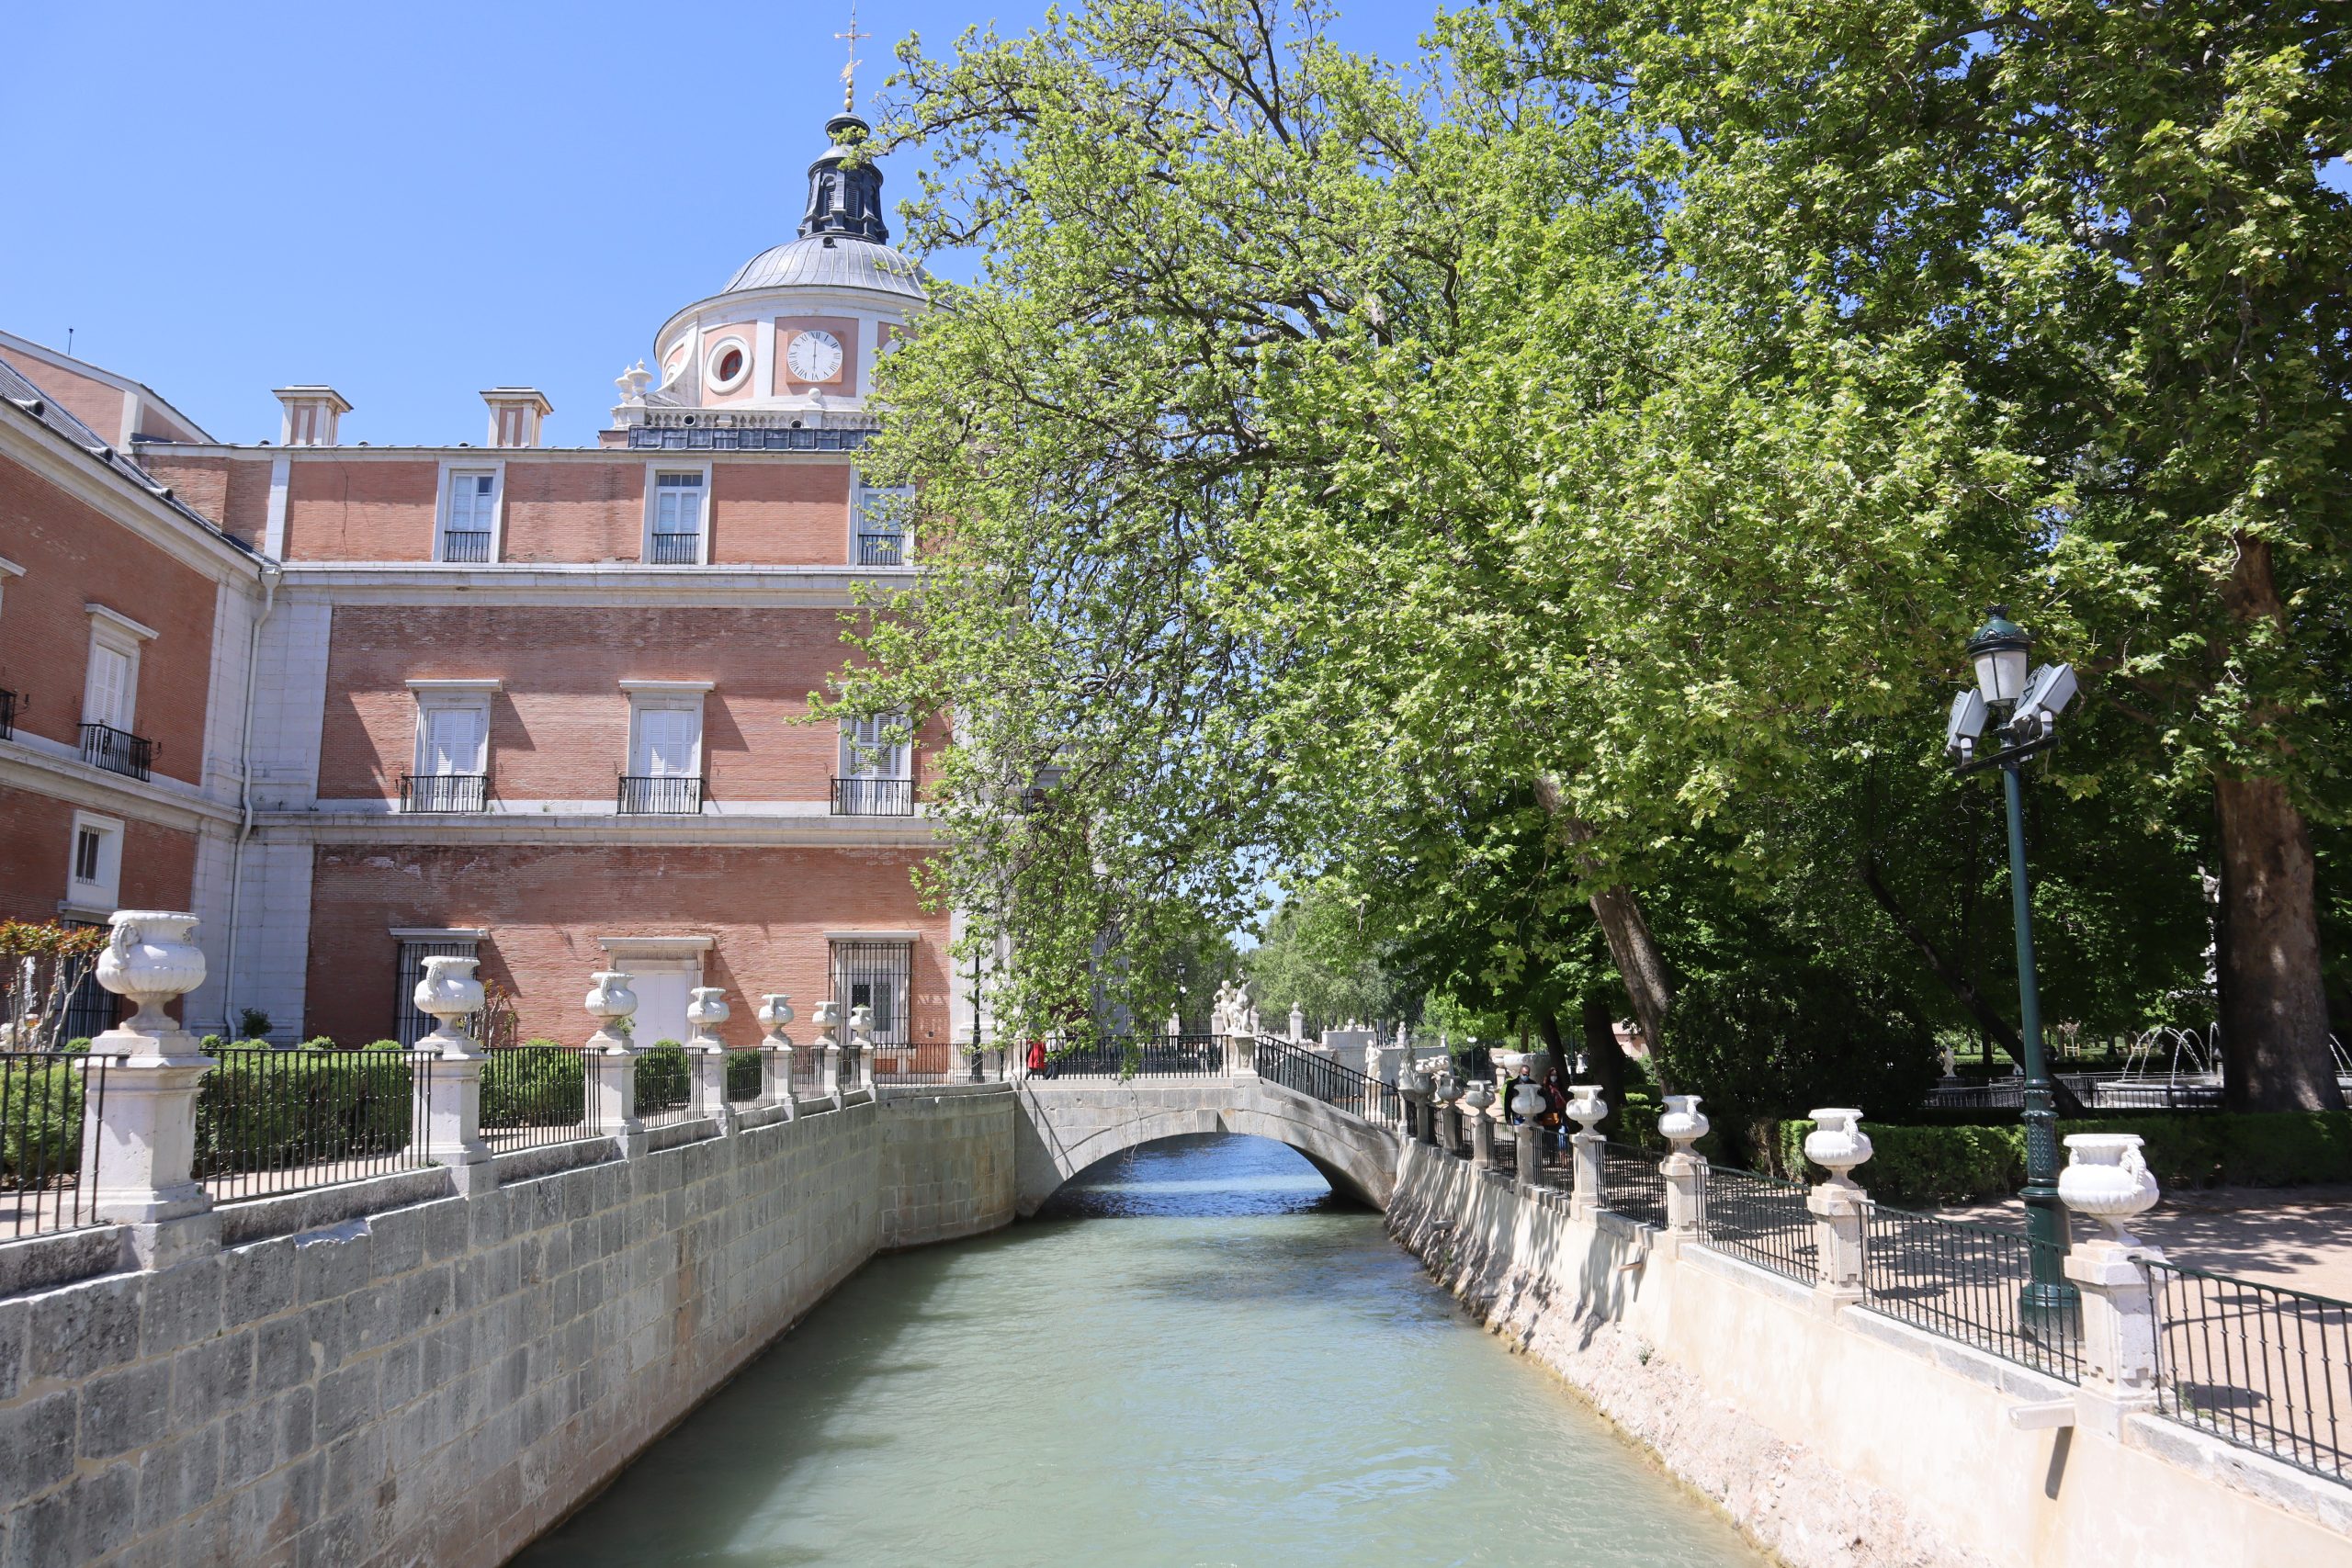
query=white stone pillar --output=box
[755,993,797,1114]
[684,986,733,1131]
[1659,1095,1710,1240]
[1803,1110,1873,1314]
[582,971,643,1153]
[411,955,494,1194]
[813,1001,843,1108]
[84,911,218,1269]
[1463,1081,1495,1168]
[848,1003,876,1096]
[1566,1086,1607,1219]
[2060,1133,2165,1436]
[1289,1005,1305,1045]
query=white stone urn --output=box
[685,987,730,1049]
[1493,1048,1533,1080]
[95,911,207,1039]
[1657,1093,1710,1153]
[1804,1109,1874,1186]
[1566,1085,1607,1135]
[811,1000,842,1044]
[1510,1078,1546,1121]
[413,955,484,1050]
[585,971,638,1041]
[2059,1133,2161,1243]
[1460,1080,1495,1116]
[848,1003,874,1046]
[755,993,795,1041]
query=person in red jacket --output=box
[1026,1038,1056,1079]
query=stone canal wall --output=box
[0,1087,1017,1567]
[1386,1142,2352,1568]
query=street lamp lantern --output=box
[1945,604,2079,1326]
[1966,606,2032,705]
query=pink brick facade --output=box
[0,784,198,925]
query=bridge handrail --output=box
[1251,1037,1399,1126]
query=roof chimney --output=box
[273,386,351,447]
[482,388,552,448]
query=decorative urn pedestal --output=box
[1803,1109,1874,1312]
[685,987,734,1130]
[2059,1133,2166,1430]
[1565,1086,1608,1217]
[1460,1080,1497,1167]
[1509,1077,1547,1188]
[811,1001,845,1105]
[756,994,797,1111]
[411,955,494,1191]
[1430,1070,1463,1154]
[85,911,219,1268]
[1657,1094,1710,1238]
[583,971,643,1142]
[2058,1134,2160,1245]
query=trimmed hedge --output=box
[1765,1111,2352,1206]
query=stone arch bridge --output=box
[1013,1043,1403,1213]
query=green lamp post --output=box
[1944,606,2081,1323]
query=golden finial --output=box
[836,2,872,115]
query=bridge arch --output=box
[1013,1078,1398,1215]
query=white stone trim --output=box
[432,457,507,563]
[275,565,879,607]
[65,807,125,910]
[0,738,237,829]
[823,930,922,942]
[639,461,713,567]
[0,555,24,579]
[703,335,754,395]
[595,935,716,955]
[264,456,290,558]
[390,926,490,941]
[616,679,715,694]
[403,678,503,693]
[85,603,161,643]
[252,807,937,848]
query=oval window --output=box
[717,348,744,381]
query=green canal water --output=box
[512,1134,1764,1567]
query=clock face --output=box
[786,329,845,383]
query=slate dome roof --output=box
[721,234,927,301]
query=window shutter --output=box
[424,707,483,775]
[85,645,130,730]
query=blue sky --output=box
[4,1,1438,447]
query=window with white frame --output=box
[66,810,123,911]
[853,476,913,567]
[620,683,708,814]
[649,470,707,565]
[81,604,155,748]
[440,469,498,562]
[404,682,494,811]
[834,712,912,815]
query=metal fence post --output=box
[410,955,494,1195]
[2059,1133,2164,1437]
[685,987,734,1133]
[85,910,218,1269]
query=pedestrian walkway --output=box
[1940,1185,2352,1301]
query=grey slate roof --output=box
[721,235,928,301]
[0,352,262,559]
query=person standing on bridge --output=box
[1027,1038,1056,1080]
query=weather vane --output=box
[836,2,872,115]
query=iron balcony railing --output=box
[399,773,490,813]
[855,531,906,567]
[649,532,701,565]
[617,774,704,814]
[2152,1260,2352,1483]
[1051,1035,1226,1078]
[80,721,155,781]
[831,776,913,816]
[438,530,494,563]
[0,687,16,740]
[625,424,871,452]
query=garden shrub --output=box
[192,1047,415,1173]
[635,1042,689,1113]
[480,1045,585,1128]
[0,1056,87,1183]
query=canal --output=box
[512,1133,1765,1566]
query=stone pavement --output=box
[1940,1184,2352,1301]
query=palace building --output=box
[0,108,960,1059]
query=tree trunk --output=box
[1532,775,1677,1087]
[2214,773,2342,1111]
[1860,856,2089,1118]
[1581,992,1628,1135]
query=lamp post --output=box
[1945,606,2081,1321]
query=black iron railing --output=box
[1600,1144,1668,1229]
[634,1043,692,1122]
[478,1045,592,1151]
[80,721,154,781]
[2152,1260,2351,1483]
[855,532,906,567]
[194,1046,428,1203]
[649,532,701,565]
[617,774,704,814]
[0,1052,105,1238]
[1052,1035,1227,1078]
[439,530,493,563]
[1702,1165,1819,1284]
[399,773,490,813]
[831,776,914,816]
[790,1046,826,1100]
[871,1046,1013,1087]
[726,1049,763,1103]
[627,425,871,452]
[0,687,17,741]
[1859,1202,2080,1381]
[1253,1037,1401,1124]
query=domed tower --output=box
[611,108,925,448]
